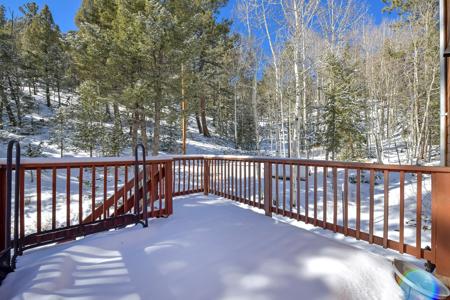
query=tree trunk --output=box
[45,79,51,107]
[252,64,259,151]
[234,84,239,148]
[200,95,210,137]
[0,83,17,127]
[57,79,61,107]
[152,84,161,156]
[0,93,3,129]
[139,110,148,151]
[195,112,203,134]
[131,108,139,150]
[181,64,187,154]
[7,76,21,126]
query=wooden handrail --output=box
[2,154,450,174]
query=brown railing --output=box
[0,156,173,253]
[202,156,450,278]
[173,156,205,196]
[1,154,450,279]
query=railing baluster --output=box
[165,161,173,215]
[369,169,374,244]
[248,161,251,204]
[258,162,262,208]
[200,160,204,191]
[314,166,317,226]
[344,169,348,236]
[333,167,337,232]
[183,159,186,194]
[92,166,96,223]
[52,167,56,230]
[197,159,199,191]
[18,167,24,241]
[103,166,107,219]
[239,161,243,202]
[159,163,163,217]
[37,168,41,233]
[282,163,286,215]
[173,161,176,193]
[225,159,227,196]
[231,161,234,199]
[383,170,389,248]
[150,164,155,216]
[66,167,71,227]
[229,160,232,198]
[79,167,83,224]
[188,159,191,193]
[275,163,279,214]
[416,172,422,258]
[244,161,247,202]
[289,164,293,216]
[223,160,226,197]
[178,159,181,194]
[213,160,215,194]
[114,166,118,217]
[253,162,256,206]
[235,160,238,200]
[356,169,361,240]
[124,165,128,214]
[399,171,405,254]
[296,164,301,221]
[217,159,220,195]
[323,167,327,229]
[305,166,309,224]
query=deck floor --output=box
[0,194,403,300]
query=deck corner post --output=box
[165,161,173,216]
[264,162,272,217]
[432,172,450,280]
[204,159,210,195]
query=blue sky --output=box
[1,0,396,33]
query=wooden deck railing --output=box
[1,154,450,280]
[198,156,450,279]
[0,157,173,253]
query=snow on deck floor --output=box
[0,194,404,300]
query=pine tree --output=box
[323,49,366,161]
[21,4,63,107]
[73,81,104,157]
[50,105,72,157]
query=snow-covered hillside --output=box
[0,90,248,159]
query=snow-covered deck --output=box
[1,194,404,300]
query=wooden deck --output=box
[0,194,404,300]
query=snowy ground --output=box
[0,194,404,300]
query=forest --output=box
[0,0,440,165]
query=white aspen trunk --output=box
[234,84,238,148]
[261,0,286,157]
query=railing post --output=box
[432,172,450,283]
[264,162,272,217]
[165,161,173,216]
[204,159,210,195]
[0,167,6,252]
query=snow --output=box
[0,194,404,300]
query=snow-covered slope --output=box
[0,90,245,159]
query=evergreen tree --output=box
[323,50,366,160]
[50,105,72,157]
[21,4,63,107]
[73,81,104,157]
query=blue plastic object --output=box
[393,259,450,300]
